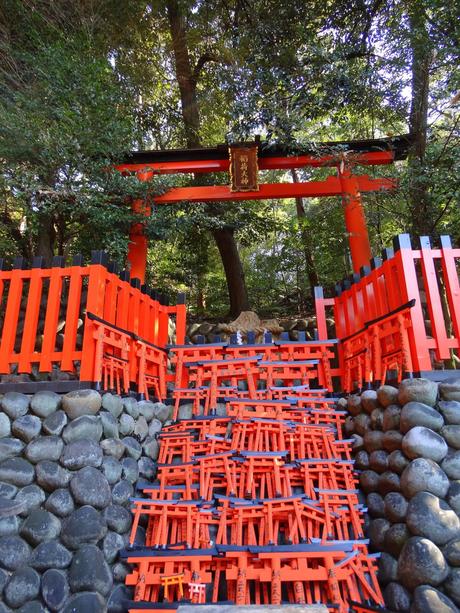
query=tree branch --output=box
[192,52,221,83]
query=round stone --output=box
[119,414,135,436]
[68,544,113,595]
[0,515,18,535]
[402,426,448,462]
[447,481,460,514]
[397,536,448,589]
[354,413,371,436]
[35,461,71,491]
[384,492,408,523]
[0,567,7,592]
[137,400,155,422]
[0,481,18,499]
[62,389,102,420]
[122,397,139,419]
[412,584,459,613]
[406,491,460,545]
[101,457,122,484]
[148,418,162,437]
[122,436,142,460]
[45,488,75,517]
[367,492,385,518]
[121,457,139,483]
[102,530,125,562]
[438,400,460,425]
[4,566,40,608]
[103,504,131,533]
[370,408,384,430]
[400,457,449,499]
[70,466,111,508]
[0,535,31,570]
[440,425,460,449]
[364,431,384,453]
[25,435,64,463]
[151,402,171,423]
[0,457,34,486]
[60,439,103,470]
[42,410,67,436]
[0,414,11,438]
[15,484,46,516]
[443,538,460,566]
[352,432,364,453]
[178,403,193,420]
[383,582,411,612]
[41,569,69,612]
[369,517,390,550]
[440,379,460,402]
[443,568,460,607]
[107,585,134,613]
[379,471,401,495]
[382,430,403,452]
[17,601,47,613]
[134,416,149,441]
[100,411,119,439]
[400,401,444,433]
[30,391,61,418]
[143,437,160,460]
[100,438,125,459]
[1,392,29,419]
[382,405,401,431]
[62,415,102,443]
[441,450,460,479]
[344,416,355,436]
[359,470,379,493]
[102,393,123,418]
[384,523,410,557]
[20,509,61,545]
[138,456,157,480]
[12,415,41,442]
[377,385,399,408]
[398,378,438,407]
[369,450,388,473]
[378,552,398,586]
[112,562,130,583]
[112,479,133,506]
[360,389,378,414]
[62,591,106,613]
[0,437,25,461]
[61,505,107,549]
[355,451,369,470]
[347,394,362,416]
[30,540,72,570]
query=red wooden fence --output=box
[315,234,460,388]
[0,252,186,392]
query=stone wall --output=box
[344,378,460,612]
[0,389,172,612]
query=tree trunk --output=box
[212,227,250,318]
[166,0,250,316]
[408,2,432,235]
[291,170,319,294]
[36,211,55,264]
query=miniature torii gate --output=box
[116,135,411,283]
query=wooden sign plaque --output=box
[229,144,259,192]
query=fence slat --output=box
[18,268,43,372]
[39,268,64,372]
[60,264,85,372]
[419,237,451,360]
[440,236,460,346]
[0,272,23,372]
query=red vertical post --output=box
[127,169,153,284]
[338,164,372,273]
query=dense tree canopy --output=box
[0,0,458,317]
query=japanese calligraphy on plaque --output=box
[229,144,259,192]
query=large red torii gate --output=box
[116,135,411,283]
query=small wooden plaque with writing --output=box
[229,144,259,192]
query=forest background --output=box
[0,0,458,319]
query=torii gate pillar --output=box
[338,164,372,273]
[127,170,153,283]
